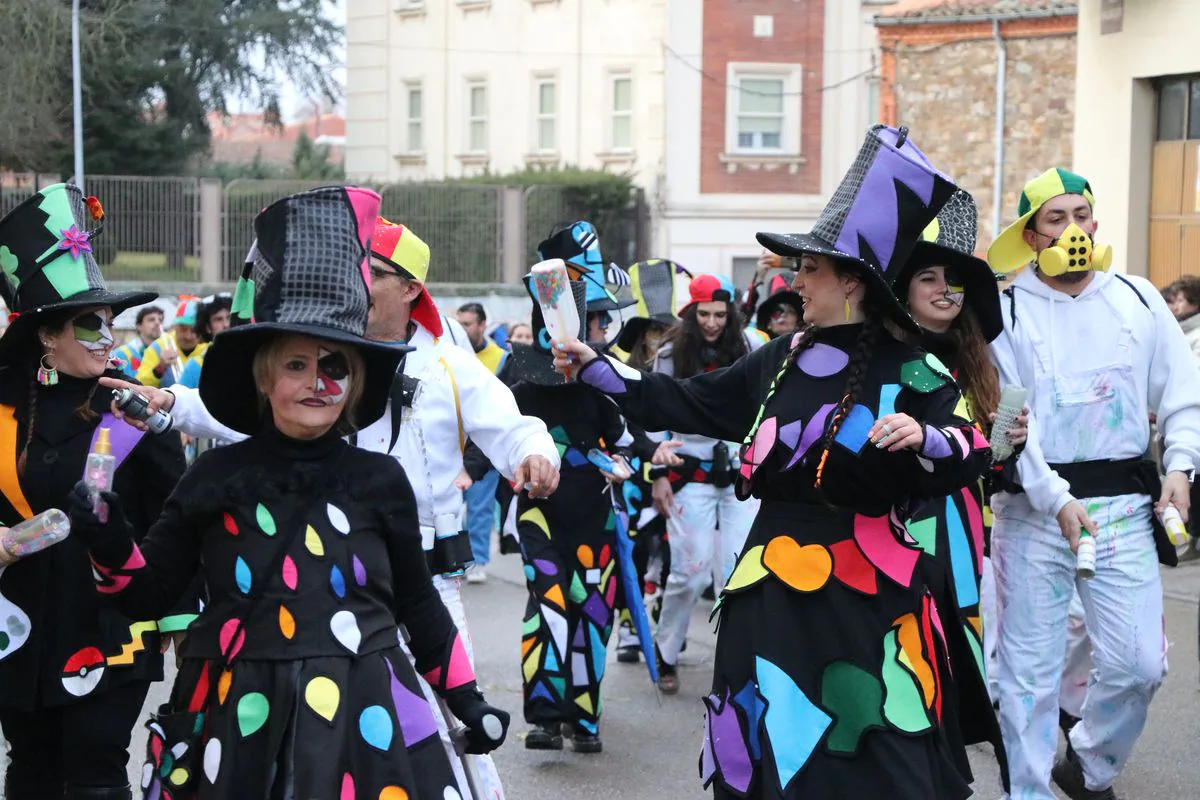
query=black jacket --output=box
[0,367,186,709]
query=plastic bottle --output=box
[1161,504,1190,547]
[1076,531,1096,580]
[85,428,116,523]
[0,509,71,565]
[989,385,1028,462]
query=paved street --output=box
[4,552,1199,798]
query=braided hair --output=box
[815,314,881,488]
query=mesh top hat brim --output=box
[757,232,921,332]
[198,323,411,436]
[0,287,157,368]
[899,241,1003,343]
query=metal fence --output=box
[0,173,650,288]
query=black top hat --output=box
[199,186,411,435]
[893,190,1003,343]
[505,274,588,387]
[0,183,156,367]
[616,258,681,352]
[754,276,803,339]
[757,125,956,332]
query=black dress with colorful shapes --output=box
[577,324,991,799]
[83,422,473,800]
[509,381,627,735]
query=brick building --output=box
[873,0,1078,249]
[664,1,883,281]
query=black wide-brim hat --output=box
[616,313,676,353]
[757,125,956,333]
[0,183,156,367]
[199,185,411,435]
[754,290,803,336]
[892,190,1003,343]
[199,323,410,436]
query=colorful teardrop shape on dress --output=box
[340,773,355,800]
[217,669,232,704]
[305,675,340,723]
[331,565,346,599]
[378,787,409,800]
[279,604,296,640]
[203,738,221,784]
[236,692,269,737]
[330,610,362,654]
[222,513,238,535]
[282,556,298,591]
[358,705,394,751]
[255,504,276,536]
[328,503,351,535]
[234,557,252,594]
[352,555,367,586]
[218,618,245,660]
[305,525,325,557]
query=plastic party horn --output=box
[531,258,581,376]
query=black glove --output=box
[444,686,510,754]
[67,481,133,558]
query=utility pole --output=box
[72,0,85,191]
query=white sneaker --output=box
[466,567,488,584]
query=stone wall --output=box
[890,31,1076,247]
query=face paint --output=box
[74,312,114,352]
[313,347,349,405]
[944,283,965,307]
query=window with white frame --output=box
[610,75,633,151]
[405,84,423,153]
[535,79,557,152]
[466,80,488,153]
[725,63,803,156]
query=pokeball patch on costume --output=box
[62,646,106,696]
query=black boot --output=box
[569,725,602,754]
[524,723,563,750]
[64,785,133,800]
[1051,746,1117,800]
[656,645,680,695]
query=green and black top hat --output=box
[0,183,156,367]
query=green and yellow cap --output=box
[987,168,1096,274]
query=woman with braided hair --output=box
[552,126,993,798]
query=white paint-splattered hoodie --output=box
[989,266,1200,517]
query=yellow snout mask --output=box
[1036,223,1113,276]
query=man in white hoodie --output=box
[986,168,1200,800]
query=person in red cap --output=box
[639,272,764,694]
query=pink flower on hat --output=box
[56,225,92,260]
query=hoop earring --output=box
[843,297,851,322]
[37,354,58,386]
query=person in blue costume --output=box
[65,187,509,800]
[554,126,994,799]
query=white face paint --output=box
[73,311,114,352]
[313,347,349,405]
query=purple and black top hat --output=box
[199,186,411,435]
[757,125,956,332]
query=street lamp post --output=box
[71,0,84,192]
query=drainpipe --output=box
[992,19,1007,239]
[443,4,450,177]
[576,2,584,164]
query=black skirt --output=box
[702,501,972,800]
[142,646,460,800]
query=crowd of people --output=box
[0,123,1196,800]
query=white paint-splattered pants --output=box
[1060,590,1092,720]
[656,482,757,665]
[991,492,1166,799]
[405,574,506,800]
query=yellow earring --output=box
[843,297,851,321]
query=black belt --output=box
[1008,458,1177,567]
[426,530,475,576]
